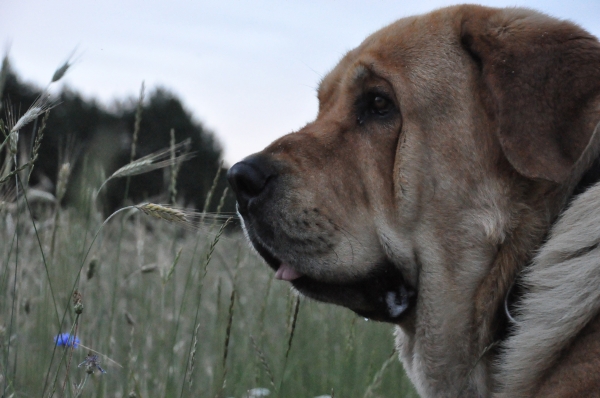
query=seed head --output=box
[51,48,79,83]
[125,312,136,326]
[56,162,72,202]
[140,264,159,273]
[11,93,58,133]
[114,139,193,180]
[137,203,187,223]
[8,131,18,155]
[73,290,83,315]
[87,259,98,280]
[78,352,106,374]
[133,202,234,231]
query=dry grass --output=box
[0,59,418,398]
[0,202,418,397]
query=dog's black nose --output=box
[227,155,274,211]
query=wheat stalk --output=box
[184,217,232,396]
[0,52,9,113]
[169,128,186,204]
[136,203,187,223]
[250,335,276,391]
[134,202,234,232]
[216,289,236,398]
[125,312,136,396]
[201,161,223,214]
[50,48,78,84]
[55,162,71,203]
[10,92,58,133]
[363,349,397,398]
[0,162,29,184]
[130,82,145,161]
[97,139,194,195]
[162,247,182,284]
[27,109,50,182]
[286,295,301,361]
[278,294,301,395]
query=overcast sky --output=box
[3,0,600,166]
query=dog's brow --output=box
[338,64,371,93]
[350,64,369,84]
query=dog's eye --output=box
[356,93,394,125]
[370,96,391,115]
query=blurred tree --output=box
[1,67,235,214]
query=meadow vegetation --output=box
[0,55,418,397]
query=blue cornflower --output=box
[54,333,80,348]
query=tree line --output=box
[1,62,235,215]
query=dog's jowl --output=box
[228,5,600,397]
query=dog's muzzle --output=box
[228,155,416,323]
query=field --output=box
[0,73,418,397]
[0,188,418,397]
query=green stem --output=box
[3,158,19,398]
[16,173,61,327]
[59,313,81,397]
[74,373,90,398]
[42,206,136,397]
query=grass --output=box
[0,61,418,398]
[0,203,418,397]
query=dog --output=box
[227,5,600,397]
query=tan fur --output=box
[498,179,600,397]
[228,5,600,397]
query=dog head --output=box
[228,6,600,392]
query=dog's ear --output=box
[460,7,600,183]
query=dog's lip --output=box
[250,238,306,281]
[251,237,282,270]
[249,233,415,322]
[250,236,334,285]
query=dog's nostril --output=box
[227,160,270,208]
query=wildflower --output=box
[78,352,106,374]
[54,333,80,348]
[247,388,271,397]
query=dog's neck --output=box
[503,154,600,326]
[465,153,600,395]
[570,154,600,200]
[492,152,600,384]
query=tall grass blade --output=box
[129,81,145,162]
[216,289,236,398]
[362,349,397,398]
[181,217,232,397]
[250,335,276,391]
[278,294,301,395]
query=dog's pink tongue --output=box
[275,264,303,281]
